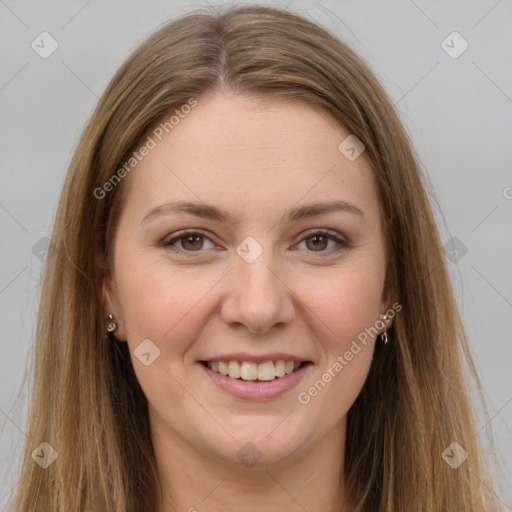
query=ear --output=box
[99,255,128,342]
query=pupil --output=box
[308,235,327,251]
[183,235,202,250]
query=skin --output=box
[103,91,393,512]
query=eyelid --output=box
[297,228,348,244]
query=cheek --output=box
[291,263,383,410]
[115,251,221,353]
[295,261,384,343]
[113,256,214,408]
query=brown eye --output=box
[162,231,214,253]
[297,229,349,256]
[305,234,329,251]
[180,234,204,251]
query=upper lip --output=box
[199,353,311,364]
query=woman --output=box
[7,4,498,511]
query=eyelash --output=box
[160,229,350,257]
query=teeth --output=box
[219,361,228,376]
[205,359,304,381]
[228,360,241,379]
[274,360,286,377]
[240,361,257,380]
[257,361,275,381]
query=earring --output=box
[380,313,389,344]
[105,314,117,337]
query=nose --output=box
[220,256,295,334]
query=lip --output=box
[199,352,308,364]
[198,361,313,401]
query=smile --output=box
[198,359,313,401]
[201,360,307,381]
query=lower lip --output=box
[198,362,312,401]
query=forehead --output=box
[120,92,381,229]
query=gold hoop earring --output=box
[380,313,389,344]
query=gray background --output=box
[1,0,511,508]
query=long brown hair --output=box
[7,5,495,511]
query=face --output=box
[103,91,392,469]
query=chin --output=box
[203,420,309,469]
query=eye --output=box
[161,228,349,256]
[161,230,215,253]
[296,229,349,255]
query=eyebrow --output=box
[141,199,367,225]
